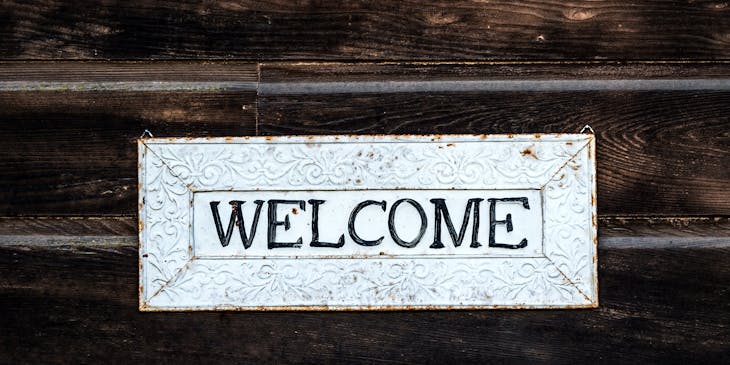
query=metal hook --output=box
[579,125,595,134]
[140,129,154,138]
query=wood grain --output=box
[1,1,730,60]
[260,92,730,215]
[0,63,258,216]
[2,62,729,216]
[0,62,258,83]
[260,62,730,82]
[259,63,730,216]
[1,1,728,362]
[0,242,728,363]
[0,216,136,236]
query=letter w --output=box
[209,200,264,248]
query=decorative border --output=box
[138,134,597,310]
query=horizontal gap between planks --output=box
[0,236,726,250]
[1,216,727,249]
[3,60,730,66]
[1,61,729,92]
[0,62,258,90]
[0,81,258,91]
[258,79,730,94]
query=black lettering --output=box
[388,198,427,248]
[268,200,306,249]
[348,200,387,246]
[488,197,530,249]
[430,198,484,249]
[209,200,264,248]
[308,199,345,248]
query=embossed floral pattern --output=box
[139,136,596,309]
[543,146,595,299]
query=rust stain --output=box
[520,147,537,159]
[292,207,299,215]
[355,179,362,184]
[139,302,598,312]
[566,141,573,146]
[446,143,455,147]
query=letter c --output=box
[348,200,387,246]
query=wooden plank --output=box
[2,62,729,216]
[600,217,730,238]
[0,91,257,215]
[260,62,730,82]
[0,62,259,83]
[259,63,730,216]
[0,216,136,236]
[0,241,728,363]
[0,63,258,216]
[1,1,730,60]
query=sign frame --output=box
[138,134,597,311]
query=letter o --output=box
[388,198,427,248]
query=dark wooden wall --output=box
[1,1,728,363]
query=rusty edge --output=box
[137,132,597,312]
[139,303,597,312]
[137,139,146,311]
[139,132,578,145]
[589,134,598,308]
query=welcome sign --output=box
[138,134,597,310]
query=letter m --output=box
[430,198,484,248]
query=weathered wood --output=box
[1,1,730,60]
[0,91,256,215]
[0,216,136,236]
[259,63,730,216]
[600,217,730,238]
[0,240,728,363]
[260,62,730,82]
[0,62,258,83]
[0,0,726,361]
[2,62,728,216]
[0,63,258,216]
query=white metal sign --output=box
[138,134,597,311]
